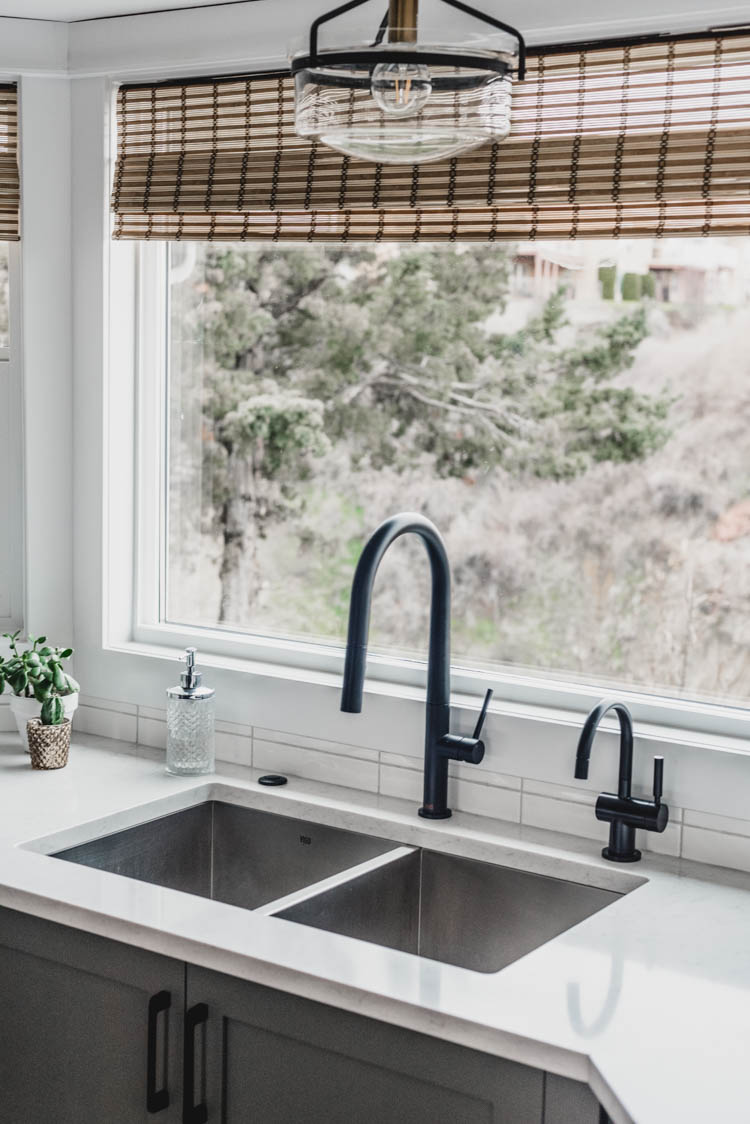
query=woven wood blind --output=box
[0,86,19,241]
[112,34,750,242]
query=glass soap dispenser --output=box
[166,647,215,775]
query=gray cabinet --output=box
[188,964,602,1124]
[545,1073,604,1124]
[0,907,183,1124]
[0,906,604,1124]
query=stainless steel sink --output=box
[52,800,623,974]
[53,801,398,910]
[276,849,621,973]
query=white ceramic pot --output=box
[10,692,79,752]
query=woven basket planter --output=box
[26,718,71,770]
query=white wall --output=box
[0,19,67,78]
[67,0,750,80]
[0,1,737,83]
[19,77,74,643]
[0,243,23,633]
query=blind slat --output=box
[111,37,750,242]
[0,91,20,241]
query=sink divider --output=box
[257,845,417,918]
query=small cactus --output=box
[41,696,64,726]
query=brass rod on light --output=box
[388,0,419,43]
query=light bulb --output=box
[371,62,432,118]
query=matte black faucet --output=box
[574,699,669,862]
[341,512,491,819]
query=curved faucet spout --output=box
[340,512,487,820]
[574,699,633,798]
[341,513,450,715]
[574,697,668,863]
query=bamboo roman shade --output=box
[0,86,19,241]
[111,34,750,241]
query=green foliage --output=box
[598,265,616,301]
[182,245,672,618]
[561,306,649,378]
[195,248,665,488]
[218,393,329,479]
[518,305,669,479]
[641,272,656,299]
[0,631,79,701]
[621,272,642,301]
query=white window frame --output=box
[125,240,750,744]
[0,241,24,636]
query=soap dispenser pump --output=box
[166,647,215,776]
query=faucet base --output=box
[602,845,641,863]
[418,807,452,820]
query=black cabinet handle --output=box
[146,990,171,1114]
[183,1002,209,1124]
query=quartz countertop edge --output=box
[1,732,747,1124]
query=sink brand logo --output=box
[299,835,312,846]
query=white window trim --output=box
[121,241,750,746]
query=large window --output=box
[155,238,750,708]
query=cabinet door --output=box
[188,965,545,1124]
[543,1073,603,1124]
[0,906,184,1124]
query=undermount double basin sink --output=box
[52,800,621,974]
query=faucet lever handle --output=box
[473,689,494,741]
[653,756,664,805]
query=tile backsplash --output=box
[1,694,747,876]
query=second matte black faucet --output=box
[340,512,491,819]
[575,699,669,862]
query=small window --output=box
[145,236,750,707]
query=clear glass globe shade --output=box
[371,62,432,118]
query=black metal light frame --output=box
[291,0,527,83]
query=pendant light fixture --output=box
[292,0,526,165]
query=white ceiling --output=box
[0,0,248,21]
[1,0,746,31]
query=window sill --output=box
[117,625,750,756]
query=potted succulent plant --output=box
[0,632,79,752]
[26,697,72,770]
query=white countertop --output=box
[2,732,749,1124]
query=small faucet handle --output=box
[437,689,493,768]
[653,756,664,805]
[473,689,494,741]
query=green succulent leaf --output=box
[52,663,67,692]
[58,648,73,660]
[9,670,27,695]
